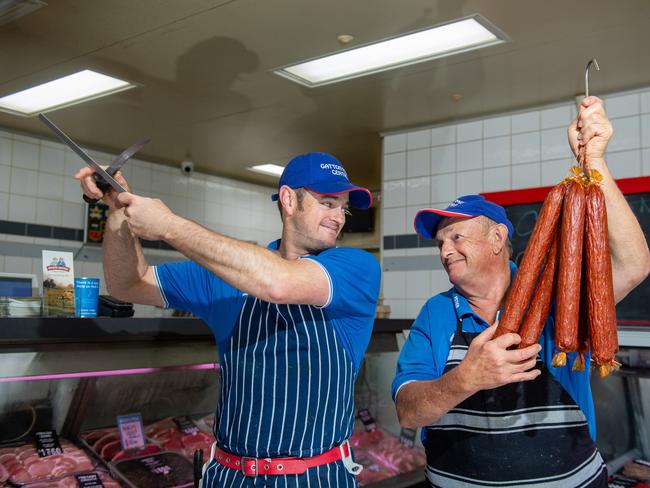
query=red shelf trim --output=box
[482,176,650,205]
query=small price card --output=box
[117,413,146,451]
[74,473,104,487]
[173,416,200,435]
[34,430,63,457]
[140,456,172,476]
[399,427,417,448]
[358,409,377,432]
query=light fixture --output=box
[0,0,47,27]
[274,14,508,88]
[248,163,285,177]
[0,69,136,116]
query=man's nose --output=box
[440,240,453,257]
[333,208,346,224]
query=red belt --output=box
[214,441,359,477]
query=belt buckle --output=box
[240,457,258,477]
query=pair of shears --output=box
[38,113,150,203]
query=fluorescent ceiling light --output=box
[0,69,136,116]
[248,163,285,177]
[274,15,509,87]
[0,0,47,26]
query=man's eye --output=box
[322,201,333,208]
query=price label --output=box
[34,430,63,457]
[74,473,105,487]
[173,416,200,435]
[399,427,417,448]
[140,456,172,476]
[358,409,377,432]
[117,413,146,451]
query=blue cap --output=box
[271,152,372,209]
[414,194,514,239]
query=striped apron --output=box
[423,318,608,488]
[201,297,359,487]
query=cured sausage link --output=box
[495,182,567,338]
[585,184,619,377]
[573,247,590,371]
[518,232,559,349]
[554,180,587,365]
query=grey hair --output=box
[479,216,513,258]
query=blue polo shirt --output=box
[392,261,597,441]
[154,241,381,370]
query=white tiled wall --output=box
[382,86,650,319]
[0,129,281,316]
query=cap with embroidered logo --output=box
[271,152,372,209]
[414,194,514,239]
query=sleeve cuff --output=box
[152,266,170,309]
[393,379,418,402]
[303,257,333,309]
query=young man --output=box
[392,97,650,487]
[76,152,381,486]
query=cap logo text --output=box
[320,163,347,178]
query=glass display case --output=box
[1,318,648,487]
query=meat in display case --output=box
[2,317,649,487]
[0,317,220,488]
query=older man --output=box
[392,97,650,487]
[76,152,380,486]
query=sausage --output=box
[495,182,567,338]
[518,231,559,349]
[573,249,590,371]
[554,180,586,363]
[585,183,619,377]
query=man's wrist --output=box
[162,213,187,243]
[452,362,476,396]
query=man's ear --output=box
[279,185,296,217]
[492,223,509,255]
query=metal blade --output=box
[38,113,126,194]
[107,137,151,175]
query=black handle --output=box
[193,449,204,488]
[83,174,111,204]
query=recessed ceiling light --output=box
[274,14,508,87]
[337,34,354,45]
[248,163,285,177]
[0,69,137,116]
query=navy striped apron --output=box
[202,297,359,487]
[423,317,607,487]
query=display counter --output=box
[0,317,649,487]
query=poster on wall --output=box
[85,202,109,244]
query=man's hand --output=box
[118,192,178,241]
[567,96,613,162]
[456,324,542,393]
[74,166,129,210]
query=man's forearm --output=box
[592,158,650,301]
[396,367,475,428]
[103,209,150,299]
[163,215,290,302]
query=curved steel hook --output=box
[585,58,600,98]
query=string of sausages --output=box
[495,145,620,377]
